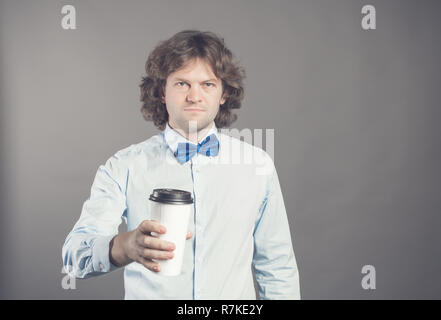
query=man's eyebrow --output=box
[173,77,218,83]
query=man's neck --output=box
[169,122,214,144]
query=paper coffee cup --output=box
[149,188,193,276]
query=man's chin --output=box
[183,119,214,132]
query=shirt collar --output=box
[162,122,219,155]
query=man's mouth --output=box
[184,108,205,112]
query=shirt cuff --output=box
[92,234,121,273]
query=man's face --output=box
[162,58,226,134]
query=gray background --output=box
[1,0,440,299]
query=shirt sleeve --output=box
[252,157,301,300]
[62,152,128,279]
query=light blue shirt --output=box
[62,123,301,299]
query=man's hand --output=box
[109,220,192,272]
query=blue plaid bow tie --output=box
[174,133,220,164]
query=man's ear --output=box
[160,84,166,103]
[220,94,227,105]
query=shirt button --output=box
[99,263,104,270]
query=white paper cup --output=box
[149,189,193,276]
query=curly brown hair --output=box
[140,30,246,131]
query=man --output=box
[62,30,300,299]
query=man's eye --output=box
[176,82,187,87]
[205,83,215,87]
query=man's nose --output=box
[186,85,202,103]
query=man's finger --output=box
[142,235,175,251]
[141,248,174,260]
[139,220,166,235]
[186,231,193,240]
[139,257,160,272]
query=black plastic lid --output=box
[149,188,193,205]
